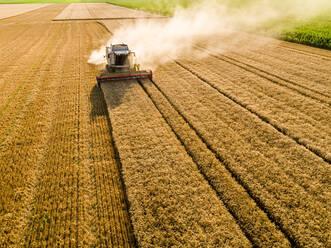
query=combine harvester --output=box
[96,43,152,87]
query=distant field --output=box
[105,0,331,49]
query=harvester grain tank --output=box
[96,44,152,87]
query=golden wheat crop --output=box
[176,53,331,162]
[102,79,251,247]
[1,3,330,247]
[139,78,292,247]
[151,61,330,247]
[0,7,134,247]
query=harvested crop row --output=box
[20,22,91,247]
[0,26,51,105]
[0,24,65,149]
[0,22,67,246]
[139,78,291,247]
[0,27,40,74]
[20,22,135,247]
[176,54,331,162]
[0,4,49,20]
[0,5,68,107]
[0,25,31,52]
[0,5,135,246]
[152,62,329,247]
[99,19,125,34]
[102,80,251,247]
[0,5,67,90]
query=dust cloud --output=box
[88,0,331,69]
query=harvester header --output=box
[96,44,152,87]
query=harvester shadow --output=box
[89,80,131,120]
[89,84,107,121]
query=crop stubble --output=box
[0,4,134,247]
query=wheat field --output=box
[0,3,330,247]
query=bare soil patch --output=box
[0,4,49,20]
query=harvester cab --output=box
[96,43,152,87]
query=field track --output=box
[0,3,330,247]
[54,3,162,21]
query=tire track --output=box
[196,45,331,105]
[175,59,330,164]
[138,78,292,247]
